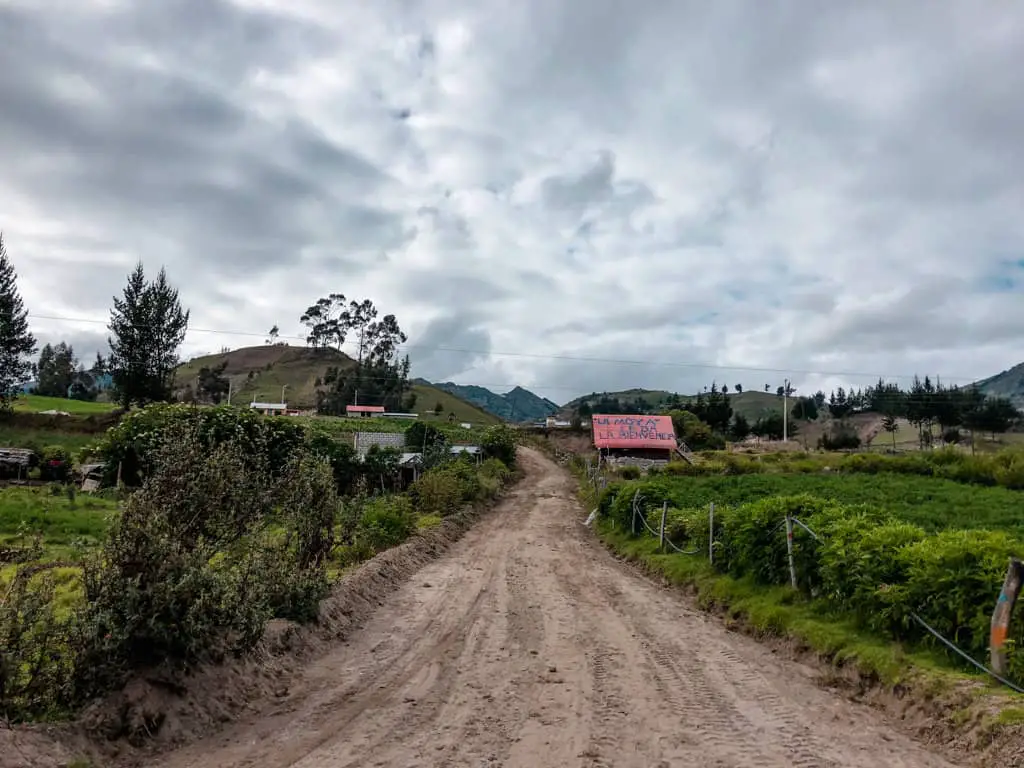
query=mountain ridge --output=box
[422,380,559,422]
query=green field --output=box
[0,487,116,561]
[13,394,118,415]
[626,472,1024,536]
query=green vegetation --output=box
[592,460,1024,685]
[13,395,117,415]
[410,383,503,425]
[0,404,517,723]
[609,471,1024,536]
[0,487,115,559]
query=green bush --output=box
[355,495,416,553]
[410,468,464,516]
[0,570,76,721]
[481,424,517,467]
[39,445,72,483]
[618,465,642,480]
[88,404,306,487]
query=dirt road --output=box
[153,448,958,768]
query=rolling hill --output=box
[564,388,787,422]
[976,362,1024,409]
[426,381,559,422]
[174,345,500,424]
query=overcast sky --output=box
[3,0,1024,404]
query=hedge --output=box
[600,482,1024,679]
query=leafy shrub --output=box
[898,530,1023,657]
[618,466,642,480]
[0,569,76,721]
[39,445,72,483]
[819,428,861,450]
[481,424,517,467]
[405,421,447,451]
[410,468,464,516]
[89,403,306,487]
[74,422,337,698]
[306,430,362,495]
[817,519,926,632]
[355,495,416,553]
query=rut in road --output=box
[150,447,959,768]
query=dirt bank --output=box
[137,448,958,768]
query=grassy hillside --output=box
[410,383,502,426]
[976,361,1024,409]
[13,395,118,415]
[565,388,785,421]
[175,344,352,407]
[174,344,498,424]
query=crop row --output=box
[599,475,1024,679]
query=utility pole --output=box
[783,378,789,442]
[227,378,233,406]
[281,384,288,404]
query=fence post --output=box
[991,558,1024,676]
[785,515,797,589]
[631,490,638,535]
[659,501,668,551]
[709,502,715,565]
[116,460,123,489]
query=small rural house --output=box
[347,405,386,418]
[591,414,679,463]
[250,401,288,416]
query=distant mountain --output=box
[424,381,559,422]
[976,362,1024,409]
[563,388,786,422]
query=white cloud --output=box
[2,0,1023,402]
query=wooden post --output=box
[991,558,1024,676]
[659,501,668,551]
[116,460,123,489]
[709,502,715,565]
[631,491,638,535]
[785,516,797,589]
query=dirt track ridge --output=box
[135,447,958,767]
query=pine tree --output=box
[108,262,189,408]
[0,234,37,411]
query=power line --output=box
[27,312,985,385]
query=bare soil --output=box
[136,447,958,768]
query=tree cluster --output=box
[108,263,190,408]
[300,294,413,416]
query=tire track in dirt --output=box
[145,448,961,768]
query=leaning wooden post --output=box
[631,491,638,536]
[991,558,1024,676]
[116,460,123,489]
[785,515,797,589]
[709,502,715,565]
[659,501,668,551]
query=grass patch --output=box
[0,487,116,559]
[13,395,117,415]
[416,514,444,530]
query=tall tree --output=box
[197,361,231,404]
[0,235,36,411]
[36,341,76,397]
[90,351,108,376]
[300,293,347,349]
[108,263,189,408]
[266,324,279,345]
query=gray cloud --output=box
[3,0,1024,405]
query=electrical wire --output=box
[27,312,987,388]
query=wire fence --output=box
[600,476,1024,696]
